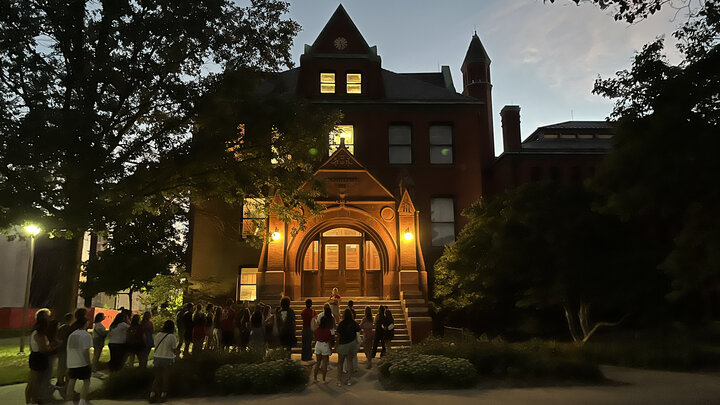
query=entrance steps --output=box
[288,298,411,352]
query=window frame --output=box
[329,124,355,155]
[346,72,362,94]
[241,197,266,238]
[388,123,413,165]
[429,123,454,165]
[320,72,336,94]
[430,196,456,247]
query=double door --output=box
[321,237,363,297]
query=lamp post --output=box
[18,224,41,354]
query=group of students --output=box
[302,288,396,386]
[174,297,298,355]
[25,308,95,405]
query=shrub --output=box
[97,350,285,399]
[378,351,477,389]
[412,337,602,382]
[214,359,308,394]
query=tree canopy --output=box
[0,0,336,313]
[546,0,697,23]
[434,182,660,342]
[590,0,720,306]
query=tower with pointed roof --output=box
[462,33,496,166]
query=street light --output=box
[18,224,41,355]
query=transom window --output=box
[320,72,335,94]
[346,73,362,94]
[429,125,453,164]
[322,228,362,237]
[388,125,412,164]
[329,125,354,155]
[431,197,455,246]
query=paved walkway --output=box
[3,357,720,404]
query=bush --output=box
[214,359,307,394]
[378,352,477,389]
[97,350,293,399]
[412,337,603,382]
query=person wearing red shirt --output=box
[220,299,236,350]
[313,313,333,382]
[300,299,316,361]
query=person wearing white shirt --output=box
[150,320,179,403]
[65,309,92,405]
[107,313,130,371]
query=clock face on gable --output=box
[333,37,348,50]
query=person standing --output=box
[25,309,54,405]
[65,309,92,405]
[107,313,130,371]
[150,320,179,404]
[91,313,107,373]
[139,312,154,368]
[54,313,73,389]
[248,307,265,353]
[383,309,395,351]
[192,305,206,355]
[336,309,361,387]
[181,304,195,356]
[204,304,215,350]
[300,299,316,361]
[360,307,375,369]
[328,288,341,325]
[371,305,386,359]
[312,315,333,383]
[212,307,223,352]
[175,303,191,354]
[276,297,296,356]
[126,314,146,367]
[220,299,236,351]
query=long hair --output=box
[130,314,141,326]
[162,320,175,334]
[319,314,333,329]
[110,313,126,329]
[362,306,373,324]
[323,304,332,319]
[94,312,105,323]
[343,308,354,322]
[375,305,386,325]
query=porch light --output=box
[271,231,281,241]
[403,229,413,241]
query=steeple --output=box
[462,32,491,66]
[461,33,491,92]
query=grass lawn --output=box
[0,343,113,386]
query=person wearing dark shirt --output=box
[336,308,361,386]
[276,297,296,356]
[220,299,236,350]
[55,313,73,388]
[181,306,194,357]
[300,299,316,361]
[371,305,386,358]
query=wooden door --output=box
[321,237,363,297]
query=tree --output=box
[0,0,333,314]
[590,1,720,311]
[81,210,186,309]
[434,182,660,343]
[546,0,698,23]
[138,270,189,329]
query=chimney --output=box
[501,105,521,152]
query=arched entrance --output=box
[299,226,385,297]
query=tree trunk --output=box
[563,305,582,343]
[54,235,85,317]
[565,302,628,344]
[83,233,99,308]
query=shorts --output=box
[337,341,359,356]
[153,357,174,367]
[68,365,91,380]
[314,341,332,356]
[28,352,48,371]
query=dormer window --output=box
[320,73,335,94]
[346,73,362,94]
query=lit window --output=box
[242,198,266,238]
[431,197,455,246]
[238,267,258,301]
[329,125,354,155]
[320,73,335,94]
[389,125,412,164]
[429,125,453,164]
[303,241,319,271]
[347,73,362,94]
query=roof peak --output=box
[463,33,491,65]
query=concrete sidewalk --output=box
[3,358,720,404]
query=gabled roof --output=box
[520,120,615,152]
[381,69,479,103]
[305,5,377,59]
[307,143,396,201]
[462,33,491,66]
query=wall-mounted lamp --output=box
[403,229,413,241]
[271,230,281,241]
